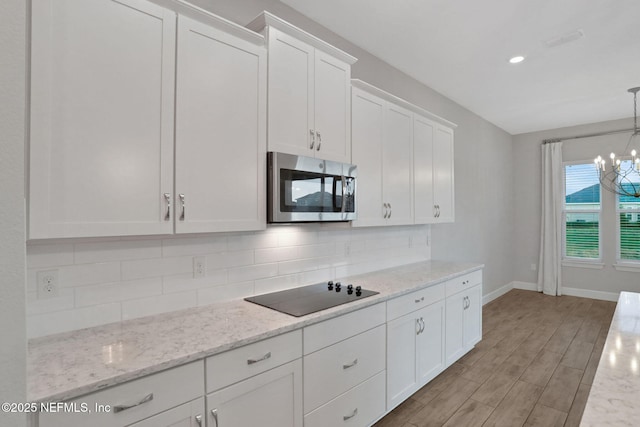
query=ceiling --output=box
[280,0,640,135]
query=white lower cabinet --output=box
[304,371,386,427]
[37,362,204,427]
[129,398,204,427]
[445,272,483,366]
[386,291,445,410]
[206,359,303,427]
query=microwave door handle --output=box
[332,177,339,211]
[341,176,347,213]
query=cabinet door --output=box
[207,359,303,427]
[383,103,414,225]
[351,87,385,227]
[313,50,351,162]
[175,15,266,233]
[129,398,204,427]
[463,285,483,350]
[30,0,176,238]
[416,301,445,386]
[413,115,436,224]
[433,125,455,223]
[445,292,465,366]
[386,311,419,410]
[267,27,315,157]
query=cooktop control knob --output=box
[328,280,334,290]
[355,285,362,292]
[347,284,353,291]
[335,282,342,292]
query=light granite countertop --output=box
[27,260,482,402]
[581,291,640,426]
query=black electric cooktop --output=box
[244,282,379,317]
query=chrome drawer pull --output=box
[343,408,358,421]
[195,414,202,426]
[415,296,424,303]
[343,359,358,369]
[316,131,322,151]
[211,409,218,427]
[163,193,171,221]
[113,393,153,413]
[179,194,186,221]
[310,129,315,149]
[247,352,271,365]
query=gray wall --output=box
[0,0,27,425]
[513,117,640,294]
[191,0,516,297]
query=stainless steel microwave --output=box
[267,152,357,223]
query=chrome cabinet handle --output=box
[438,205,441,217]
[163,193,171,221]
[310,129,315,149]
[343,408,358,421]
[388,203,392,218]
[247,352,271,365]
[211,409,218,427]
[383,203,389,218]
[316,131,322,151]
[419,317,425,334]
[113,393,153,413]
[195,414,202,426]
[416,318,421,335]
[179,194,185,221]
[415,296,424,303]
[343,358,358,369]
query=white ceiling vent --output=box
[543,29,585,48]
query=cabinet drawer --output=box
[304,371,386,427]
[303,303,385,355]
[445,270,482,297]
[39,361,204,427]
[387,282,445,320]
[206,329,301,393]
[304,325,385,413]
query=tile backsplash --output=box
[26,223,431,338]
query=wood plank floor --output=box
[374,289,617,427]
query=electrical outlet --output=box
[37,270,59,299]
[193,256,206,278]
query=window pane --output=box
[565,212,599,258]
[620,212,640,261]
[618,160,640,210]
[565,163,600,210]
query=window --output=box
[563,162,601,260]
[617,159,640,262]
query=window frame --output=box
[561,160,603,264]
[616,159,640,264]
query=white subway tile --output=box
[27,303,121,338]
[26,289,75,316]
[58,262,121,288]
[205,250,254,270]
[26,243,74,269]
[254,247,283,264]
[254,274,300,295]
[122,292,197,320]
[300,267,334,284]
[162,269,227,293]
[228,263,279,283]
[161,236,227,257]
[121,256,192,280]
[75,278,162,307]
[74,240,161,264]
[277,228,319,246]
[197,281,254,306]
[227,231,278,251]
[278,256,335,275]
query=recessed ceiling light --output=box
[509,55,525,64]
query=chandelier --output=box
[594,87,640,198]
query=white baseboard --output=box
[512,281,537,291]
[562,287,619,302]
[482,282,513,305]
[510,280,619,302]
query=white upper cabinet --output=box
[29,0,176,239]
[247,12,356,163]
[29,0,267,239]
[351,80,456,227]
[175,15,266,234]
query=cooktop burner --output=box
[244,281,379,317]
